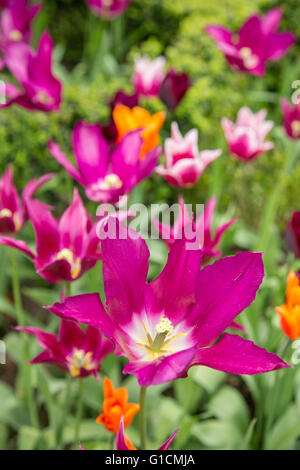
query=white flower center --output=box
[136,315,186,360]
[239,47,259,69]
[9,30,23,41]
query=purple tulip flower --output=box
[2,31,62,112]
[0,0,41,63]
[153,196,237,261]
[0,189,102,283]
[17,319,114,379]
[47,220,289,387]
[286,211,300,258]
[159,69,190,112]
[281,98,300,140]
[206,7,296,76]
[86,0,132,19]
[0,165,54,234]
[48,122,161,204]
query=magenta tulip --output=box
[206,7,296,76]
[281,98,300,140]
[0,0,41,66]
[17,319,114,379]
[86,0,132,19]
[153,196,237,261]
[47,220,289,387]
[2,31,62,112]
[48,122,161,204]
[0,189,102,283]
[0,165,53,234]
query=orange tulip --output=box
[96,377,140,436]
[276,270,300,340]
[112,104,165,159]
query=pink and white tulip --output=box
[133,55,166,97]
[221,107,274,161]
[156,122,221,187]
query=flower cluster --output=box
[0,2,298,453]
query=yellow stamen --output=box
[67,349,95,377]
[291,120,300,138]
[9,30,22,41]
[0,208,12,218]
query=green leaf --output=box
[17,426,40,450]
[265,405,300,450]
[189,366,225,393]
[207,385,250,431]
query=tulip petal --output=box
[188,252,264,346]
[101,220,150,325]
[123,346,197,386]
[158,430,179,450]
[72,121,109,184]
[26,198,59,264]
[191,333,290,374]
[0,236,34,258]
[48,141,84,185]
[146,239,202,324]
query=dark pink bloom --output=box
[221,107,274,161]
[0,0,41,65]
[159,69,190,112]
[281,98,300,140]
[206,8,296,76]
[116,416,178,450]
[86,0,132,19]
[2,31,62,112]
[47,220,289,387]
[133,55,166,97]
[286,211,300,258]
[48,122,161,204]
[156,122,221,187]
[0,189,102,283]
[0,165,53,234]
[153,196,237,260]
[17,319,114,379]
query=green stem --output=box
[56,374,71,448]
[65,282,71,297]
[139,386,147,450]
[9,249,39,428]
[10,248,24,326]
[74,378,84,445]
